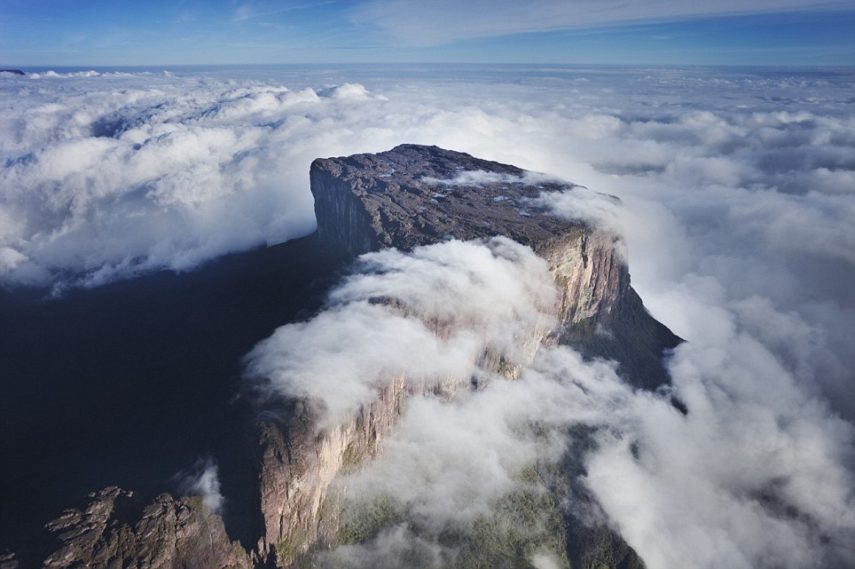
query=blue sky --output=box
[1,0,854,66]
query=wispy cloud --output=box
[175,10,196,24]
[232,4,256,23]
[176,458,224,513]
[352,0,855,46]
[232,0,337,23]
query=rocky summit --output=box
[26,145,680,569]
[311,144,680,388]
[311,143,578,256]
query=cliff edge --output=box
[310,144,680,387]
[253,145,680,567]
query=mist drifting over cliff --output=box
[1,66,854,568]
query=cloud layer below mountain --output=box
[2,65,854,568]
[249,236,855,569]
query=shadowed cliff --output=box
[0,234,347,566]
[12,145,681,569]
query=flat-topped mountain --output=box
[311,144,579,256]
[312,145,680,389]
[249,145,680,567]
[21,145,679,569]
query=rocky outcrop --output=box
[255,381,408,565]
[253,145,679,566]
[42,487,251,569]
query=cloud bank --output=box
[0,73,383,288]
[248,235,855,568]
[3,65,855,567]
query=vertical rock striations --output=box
[254,380,409,565]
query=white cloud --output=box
[0,74,389,288]
[317,525,449,568]
[245,237,556,427]
[177,458,224,514]
[324,322,855,568]
[573,312,855,568]
[3,65,855,568]
[337,349,622,527]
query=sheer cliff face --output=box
[256,380,408,564]
[253,145,680,566]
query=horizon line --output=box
[5,62,855,70]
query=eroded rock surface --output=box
[43,487,251,569]
[254,381,408,565]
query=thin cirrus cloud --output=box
[2,0,854,65]
[232,2,322,23]
[352,0,855,46]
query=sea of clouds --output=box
[2,65,854,568]
[247,236,854,569]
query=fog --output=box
[249,234,854,568]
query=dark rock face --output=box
[42,487,251,569]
